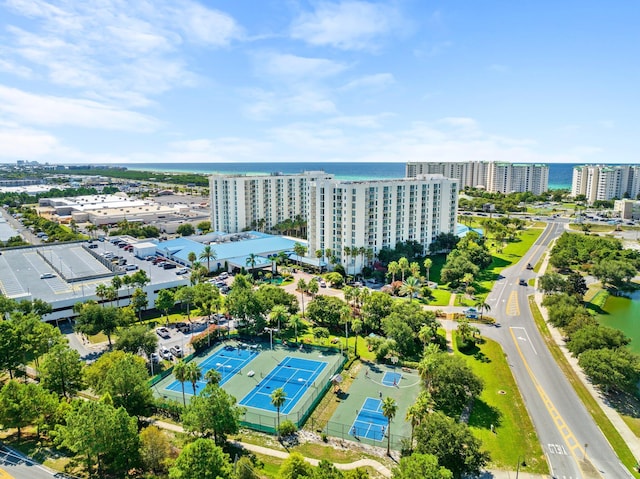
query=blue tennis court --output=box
[165,346,258,396]
[239,356,327,414]
[350,397,387,441]
[382,371,402,387]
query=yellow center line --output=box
[0,468,14,479]
[519,222,556,273]
[509,328,588,467]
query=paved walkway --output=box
[149,418,548,478]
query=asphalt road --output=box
[0,446,59,479]
[481,220,632,479]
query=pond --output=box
[598,291,640,354]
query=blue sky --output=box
[0,0,638,165]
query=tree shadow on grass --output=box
[468,398,502,430]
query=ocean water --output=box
[123,162,576,190]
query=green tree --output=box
[39,343,85,399]
[423,258,433,284]
[182,385,244,445]
[351,318,363,356]
[293,242,307,266]
[175,285,196,320]
[131,287,149,320]
[415,412,489,479]
[393,453,453,479]
[279,452,313,479]
[56,399,140,478]
[307,295,347,329]
[578,347,640,393]
[115,324,158,359]
[74,302,121,346]
[405,391,434,448]
[387,261,400,283]
[197,221,211,233]
[173,359,188,406]
[287,314,304,343]
[186,361,203,396]
[177,223,196,236]
[538,272,567,294]
[169,439,233,479]
[0,320,25,379]
[325,271,344,288]
[427,354,483,416]
[200,245,217,273]
[362,291,393,332]
[567,325,630,356]
[271,387,287,439]
[398,257,409,282]
[0,380,38,439]
[474,299,491,320]
[314,460,345,479]
[85,351,153,417]
[156,289,175,325]
[297,278,307,316]
[400,276,421,301]
[140,425,171,475]
[382,396,398,456]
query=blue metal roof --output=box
[158,234,307,264]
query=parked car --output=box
[176,322,191,333]
[156,327,170,339]
[320,280,326,288]
[88,243,98,249]
[150,353,160,363]
[170,346,183,358]
[40,273,56,279]
[159,348,172,360]
[176,267,189,275]
[218,272,229,280]
[163,263,177,270]
[125,264,138,271]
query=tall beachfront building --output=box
[406,161,549,195]
[308,175,458,272]
[571,165,640,204]
[209,171,334,233]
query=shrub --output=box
[278,420,297,436]
[321,433,328,442]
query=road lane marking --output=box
[0,468,14,479]
[520,222,559,273]
[506,291,520,316]
[511,326,538,355]
[509,328,587,470]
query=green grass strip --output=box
[528,296,640,477]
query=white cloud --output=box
[244,88,337,120]
[340,73,394,91]
[0,86,160,132]
[327,113,392,128]
[258,53,347,80]
[2,0,241,106]
[291,1,401,51]
[0,126,60,159]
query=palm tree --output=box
[246,253,258,274]
[418,344,441,390]
[271,387,287,438]
[288,314,303,343]
[398,257,409,282]
[205,369,221,387]
[423,258,433,285]
[185,361,202,396]
[400,276,421,302]
[111,275,122,307]
[173,360,188,406]
[269,305,289,337]
[87,224,97,239]
[405,391,434,448]
[343,246,352,276]
[188,251,197,264]
[474,299,491,320]
[275,251,289,274]
[381,396,398,456]
[457,319,473,343]
[387,261,400,283]
[409,261,421,279]
[351,318,363,356]
[199,245,217,274]
[297,278,307,316]
[95,284,108,308]
[104,285,117,307]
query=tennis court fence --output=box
[240,349,347,434]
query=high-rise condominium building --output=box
[406,161,549,195]
[571,165,640,204]
[308,175,458,272]
[209,171,334,233]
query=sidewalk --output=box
[149,419,546,478]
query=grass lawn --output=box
[472,227,544,301]
[453,333,548,474]
[529,297,640,478]
[567,224,615,233]
[427,288,452,306]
